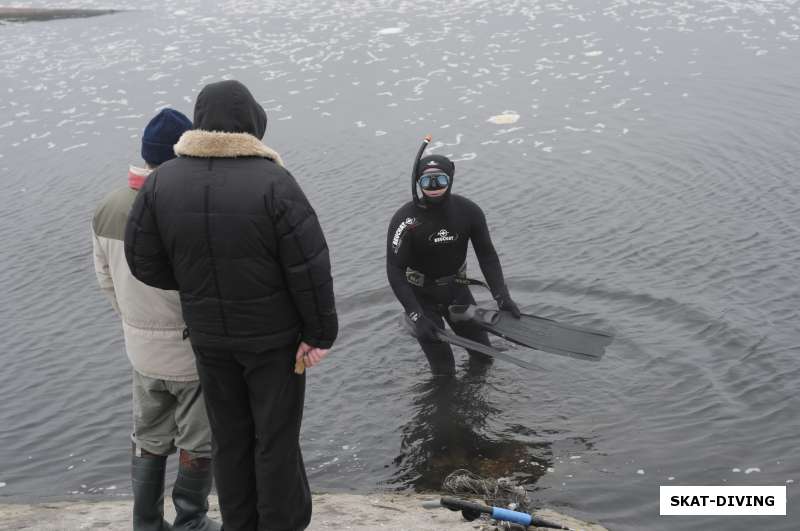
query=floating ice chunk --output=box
[584,51,603,57]
[342,445,349,450]
[637,469,645,475]
[787,479,794,484]
[377,27,403,35]
[375,130,387,136]
[744,468,760,474]
[62,143,88,152]
[732,468,741,473]
[355,121,366,128]
[107,485,117,490]
[488,112,520,125]
[0,482,6,488]
[668,477,675,481]
[173,10,188,16]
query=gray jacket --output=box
[92,166,197,381]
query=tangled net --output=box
[442,469,532,514]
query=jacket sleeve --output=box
[271,173,338,349]
[92,225,120,314]
[386,211,422,316]
[124,173,179,291]
[469,202,509,298]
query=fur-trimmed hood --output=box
[174,130,284,167]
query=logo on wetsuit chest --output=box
[428,228,459,244]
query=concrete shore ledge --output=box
[0,493,607,530]
[0,7,120,22]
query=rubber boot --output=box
[132,449,173,531]
[172,449,221,531]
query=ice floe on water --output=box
[488,112,520,125]
[62,143,87,152]
[377,27,404,35]
[0,482,6,488]
[744,467,761,474]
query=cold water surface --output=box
[1,1,798,529]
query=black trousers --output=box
[414,284,493,376]
[193,345,311,531]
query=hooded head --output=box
[141,108,192,167]
[415,154,454,206]
[193,80,267,139]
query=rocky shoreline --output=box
[0,493,607,530]
[0,7,120,22]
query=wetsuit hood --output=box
[416,154,455,207]
[193,80,267,139]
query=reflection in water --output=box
[390,369,553,492]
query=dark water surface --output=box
[1,1,798,529]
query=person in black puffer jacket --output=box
[125,80,337,531]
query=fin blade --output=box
[450,305,614,361]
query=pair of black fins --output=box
[403,305,613,371]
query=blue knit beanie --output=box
[141,108,192,166]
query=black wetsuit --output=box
[386,194,510,375]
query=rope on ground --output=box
[441,469,532,513]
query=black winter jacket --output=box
[124,81,337,352]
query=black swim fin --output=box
[449,305,613,361]
[400,314,539,372]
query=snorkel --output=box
[411,134,432,208]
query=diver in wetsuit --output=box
[386,147,521,376]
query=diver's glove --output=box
[494,290,521,318]
[408,311,441,342]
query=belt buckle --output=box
[406,270,425,287]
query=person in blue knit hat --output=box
[141,108,193,167]
[92,108,221,531]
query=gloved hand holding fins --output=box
[400,313,540,372]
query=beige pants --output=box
[131,370,212,458]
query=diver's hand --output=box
[409,311,441,342]
[495,292,522,318]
